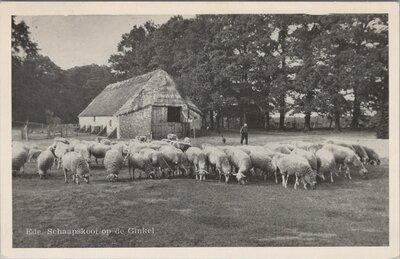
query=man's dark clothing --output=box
[240,125,248,145]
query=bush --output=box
[376,102,389,139]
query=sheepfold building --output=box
[78,69,203,139]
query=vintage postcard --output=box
[0,2,399,259]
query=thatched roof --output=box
[79,69,202,117]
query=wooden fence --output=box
[13,121,82,141]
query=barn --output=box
[78,69,203,139]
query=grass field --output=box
[12,130,389,247]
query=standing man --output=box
[240,123,248,145]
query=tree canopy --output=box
[12,14,389,138]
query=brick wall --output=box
[118,107,152,139]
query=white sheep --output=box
[272,154,317,190]
[54,142,70,169]
[104,149,125,182]
[265,143,292,154]
[322,144,368,179]
[95,136,111,145]
[12,142,30,176]
[203,146,232,183]
[201,143,212,149]
[73,142,91,163]
[159,145,186,177]
[135,135,148,142]
[218,146,252,185]
[149,140,170,147]
[67,138,81,151]
[167,133,178,141]
[54,137,70,144]
[245,147,276,182]
[352,144,369,164]
[62,151,90,184]
[28,148,42,162]
[362,146,380,165]
[89,142,112,165]
[325,140,356,152]
[129,141,160,153]
[315,149,338,183]
[171,140,191,152]
[291,148,323,180]
[185,147,208,181]
[292,141,314,150]
[128,148,162,180]
[37,146,56,179]
[306,143,324,155]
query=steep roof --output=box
[79,69,202,117]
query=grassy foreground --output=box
[12,130,389,247]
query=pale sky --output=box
[15,15,194,69]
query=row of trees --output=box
[12,17,114,123]
[109,14,388,137]
[12,15,388,138]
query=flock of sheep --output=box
[12,133,381,189]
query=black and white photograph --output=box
[1,2,399,258]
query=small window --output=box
[93,116,96,122]
[167,107,181,123]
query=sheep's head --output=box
[359,167,368,179]
[221,160,231,176]
[77,162,90,184]
[82,173,90,184]
[236,172,247,185]
[85,158,91,167]
[369,159,381,166]
[316,170,325,181]
[304,172,317,190]
[106,173,117,182]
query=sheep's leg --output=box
[346,167,352,180]
[281,173,286,187]
[225,173,230,183]
[75,175,80,185]
[214,165,220,180]
[303,178,308,190]
[264,173,267,182]
[275,170,279,184]
[294,175,299,189]
[330,171,334,183]
[285,173,290,188]
[64,169,68,183]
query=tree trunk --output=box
[376,101,389,139]
[209,110,214,130]
[279,95,285,130]
[334,110,341,131]
[304,112,311,132]
[242,107,247,124]
[216,113,221,133]
[351,90,360,129]
[264,111,270,130]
